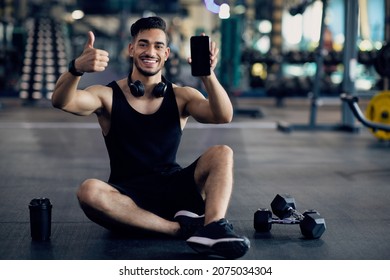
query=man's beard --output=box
[133,58,162,77]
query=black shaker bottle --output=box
[29,198,52,240]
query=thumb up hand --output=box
[74,31,110,73]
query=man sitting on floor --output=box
[52,16,250,259]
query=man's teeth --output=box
[143,59,156,63]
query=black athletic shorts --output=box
[109,159,205,220]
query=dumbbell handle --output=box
[271,217,300,225]
[287,207,305,220]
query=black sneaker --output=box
[186,218,250,259]
[174,210,205,239]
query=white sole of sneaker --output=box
[186,236,245,246]
[174,210,205,219]
[187,237,250,259]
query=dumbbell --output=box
[254,194,326,239]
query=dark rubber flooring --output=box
[1,97,389,260]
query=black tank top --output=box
[104,80,182,184]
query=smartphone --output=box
[190,36,211,76]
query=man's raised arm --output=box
[52,31,109,115]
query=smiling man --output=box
[51,16,249,259]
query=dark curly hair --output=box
[130,16,168,43]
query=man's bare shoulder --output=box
[82,84,114,114]
[172,83,203,100]
[85,84,113,95]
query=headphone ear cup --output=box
[130,80,144,97]
[152,82,167,98]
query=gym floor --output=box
[0,95,389,260]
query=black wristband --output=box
[68,59,84,76]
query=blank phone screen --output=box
[190,36,211,76]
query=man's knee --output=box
[77,179,105,206]
[207,145,234,163]
[197,145,233,177]
[76,179,117,230]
